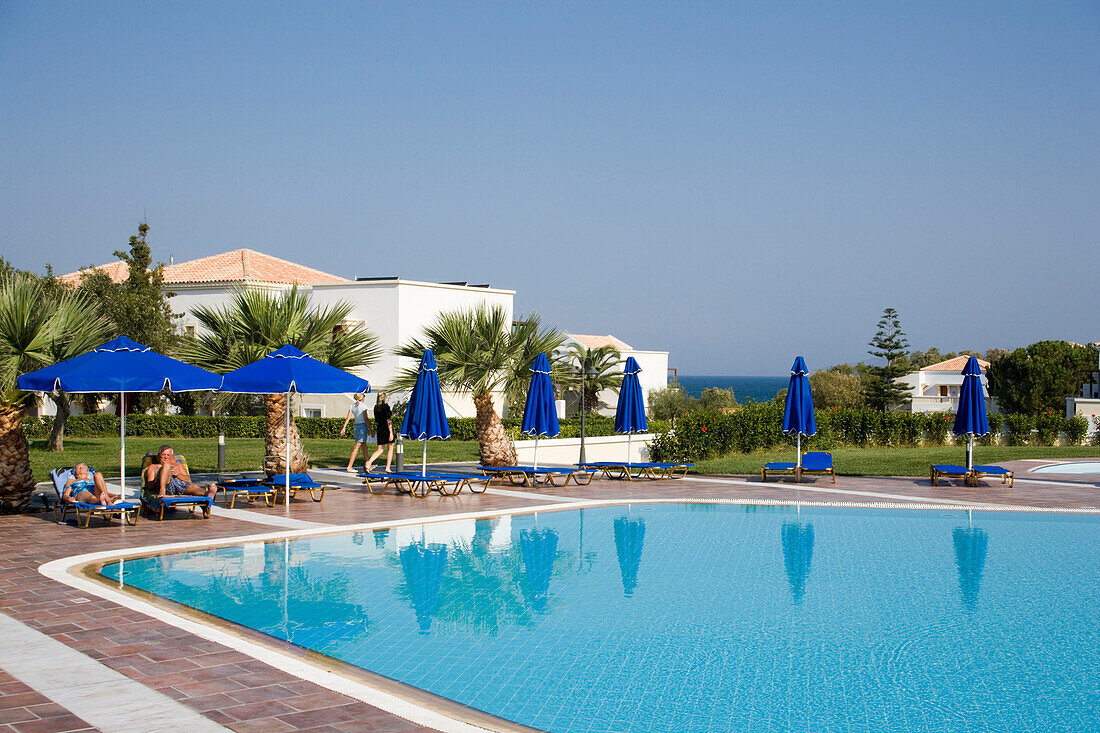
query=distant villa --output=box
[55,249,669,420]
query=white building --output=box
[1065,343,1100,433]
[559,334,669,417]
[896,356,992,414]
[52,249,668,421]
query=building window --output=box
[939,385,949,397]
[303,407,323,418]
[184,325,196,337]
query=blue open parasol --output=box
[399,541,449,634]
[520,353,560,470]
[613,516,646,597]
[781,356,817,470]
[401,350,450,475]
[17,336,222,498]
[219,345,369,505]
[952,357,990,471]
[614,357,648,463]
[520,527,559,612]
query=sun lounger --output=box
[931,464,971,486]
[49,468,140,528]
[578,462,692,481]
[361,471,490,497]
[361,471,449,498]
[799,452,835,484]
[263,472,328,502]
[480,466,593,487]
[970,465,1014,488]
[219,477,278,509]
[139,454,214,520]
[762,462,798,482]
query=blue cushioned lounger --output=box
[931,464,971,486]
[220,478,278,509]
[50,468,141,528]
[761,462,797,482]
[263,472,328,502]
[970,465,1014,488]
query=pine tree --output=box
[866,307,911,411]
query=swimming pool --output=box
[102,504,1100,732]
[1032,461,1100,474]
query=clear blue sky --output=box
[2,2,1097,374]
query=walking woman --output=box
[339,393,370,472]
[365,392,395,473]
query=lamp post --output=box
[578,357,596,464]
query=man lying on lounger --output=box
[144,445,218,500]
[63,463,119,505]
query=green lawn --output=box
[28,438,1100,482]
[28,437,482,482]
[696,445,1100,477]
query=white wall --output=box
[898,369,990,414]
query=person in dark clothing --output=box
[365,392,395,473]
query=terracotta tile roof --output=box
[921,356,991,372]
[59,249,348,286]
[57,261,129,285]
[567,334,633,351]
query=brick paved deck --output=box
[3,461,1098,732]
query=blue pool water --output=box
[102,505,1100,732]
[1032,461,1100,474]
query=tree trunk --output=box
[263,393,309,476]
[0,406,36,513]
[474,392,516,467]
[46,391,71,452]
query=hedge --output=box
[22,413,669,443]
[648,405,1089,462]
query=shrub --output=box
[978,412,1003,446]
[1034,411,1063,446]
[1064,415,1089,446]
[1003,414,1035,446]
[923,412,952,446]
[1094,416,1100,446]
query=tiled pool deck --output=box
[2,459,1098,733]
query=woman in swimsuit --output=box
[63,463,117,505]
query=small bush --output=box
[1064,415,1089,446]
[1034,411,1063,446]
[978,412,1003,446]
[1003,414,1035,446]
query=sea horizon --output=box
[674,375,788,403]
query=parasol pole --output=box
[422,438,427,476]
[119,392,126,501]
[285,389,291,508]
[533,435,539,471]
[796,432,801,469]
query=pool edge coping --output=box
[37,496,1100,732]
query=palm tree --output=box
[178,286,381,476]
[392,305,565,467]
[566,344,623,414]
[42,282,112,451]
[0,275,108,510]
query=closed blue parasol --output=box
[219,345,370,504]
[952,357,990,471]
[614,357,648,462]
[401,350,450,475]
[398,541,449,634]
[520,353,560,470]
[520,527,559,612]
[781,356,817,470]
[18,336,222,498]
[613,516,646,597]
